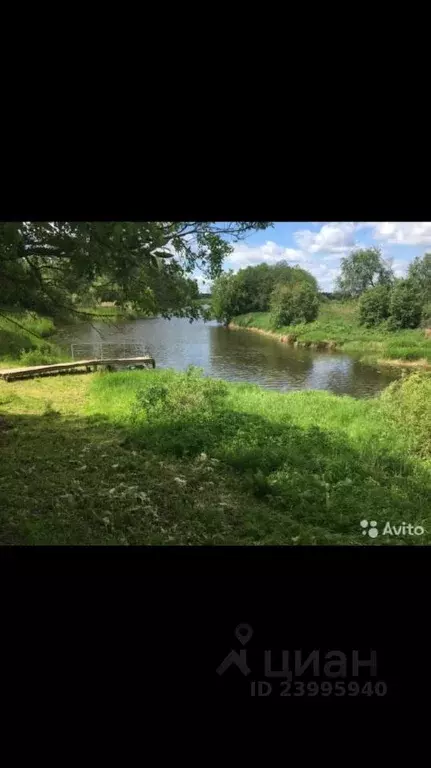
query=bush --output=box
[359,285,391,327]
[421,301,431,328]
[130,367,229,424]
[380,373,431,458]
[270,282,319,327]
[387,279,423,330]
[19,344,62,366]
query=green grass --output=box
[1,367,430,545]
[0,312,66,368]
[232,301,431,367]
[0,306,146,368]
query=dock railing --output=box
[71,340,150,361]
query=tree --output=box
[270,282,319,327]
[0,222,272,323]
[211,272,247,325]
[388,279,423,330]
[336,247,393,298]
[231,261,318,314]
[358,285,391,327]
[271,261,318,293]
[408,253,431,304]
[234,263,274,312]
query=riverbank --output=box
[0,304,210,369]
[1,367,430,544]
[0,311,66,368]
[230,301,431,370]
[0,306,153,368]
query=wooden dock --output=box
[0,356,155,382]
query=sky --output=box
[196,222,431,293]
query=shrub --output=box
[387,279,423,330]
[269,282,319,328]
[130,368,228,424]
[420,301,431,329]
[358,285,391,327]
[408,253,431,305]
[19,345,62,366]
[380,373,431,458]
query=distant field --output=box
[232,301,431,367]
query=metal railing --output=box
[71,340,150,361]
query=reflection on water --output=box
[53,317,400,398]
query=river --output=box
[52,316,400,398]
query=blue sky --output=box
[198,222,431,293]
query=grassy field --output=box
[232,301,431,368]
[1,367,430,545]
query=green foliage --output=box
[19,345,62,366]
[270,282,319,327]
[2,369,431,544]
[233,301,431,365]
[0,222,271,321]
[235,261,317,314]
[211,271,247,324]
[130,366,228,426]
[408,253,431,304]
[337,247,394,298]
[0,311,61,364]
[212,261,318,323]
[421,301,431,328]
[359,285,391,327]
[380,373,431,458]
[387,279,423,330]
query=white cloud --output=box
[364,222,431,246]
[322,254,343,263]
[221,221,427,292]
[194,274,209,292]
[226,235,345,291]
[390,259,409,278]
[228,240,306,269]
[294,222,359,254]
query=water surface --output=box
[53,317,400,398]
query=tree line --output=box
[212,262,320,326]
[1,222,429,333]
[212,247,431,331]
[338,248,431,329]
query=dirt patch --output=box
[377,358,431,370]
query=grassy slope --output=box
[232,301,431,367]
[1,368,430,545]
[0,312,67,368]
[0,307,145,369]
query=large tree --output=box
[408,253,431,303]
[211,271,248,325]
[0,222,272,322]
[336,247,393,298]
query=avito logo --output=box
[360,519,425,538]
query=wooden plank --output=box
[0,356,155,381]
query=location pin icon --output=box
[235,624,253,645]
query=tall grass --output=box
[0,311,65,366]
